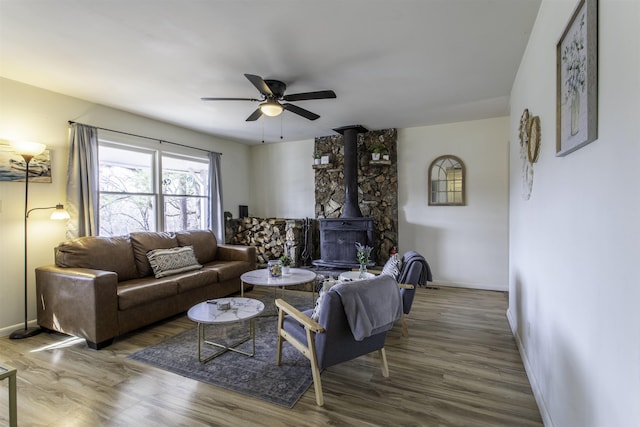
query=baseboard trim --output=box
[430,280,507,292]
[0,320,39,338]
[506,308,554,427]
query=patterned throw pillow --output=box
[147,246,203,278]
[381,253,402,282]
[311,279,340,321]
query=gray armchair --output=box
[396,251,432,336]
[275,275,402,406]
[360,250,432,336]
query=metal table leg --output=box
[196,319,257,363]
[0,366,17,427]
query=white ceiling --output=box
[0,0,540,145]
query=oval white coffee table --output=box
[240,268,317,298]
[187,297,264,363]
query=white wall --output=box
[249,139,315,218]
[398,118,510,290]
[0,78,251,335]
[249,117,510,290]
[508,1,640,426]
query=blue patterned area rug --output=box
[128,293,315,408]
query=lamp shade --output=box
[50,204,70,220]
[260,101,283,117]
[10,141,46,157]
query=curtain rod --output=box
[68,120,222,155]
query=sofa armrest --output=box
[36,265,119,348]
[216,244,256,267]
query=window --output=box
[98,141,209,236]
[161,154,209,232]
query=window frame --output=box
[97,137,210,236]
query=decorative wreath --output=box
[527,116,541,163]
[519,109,530,147]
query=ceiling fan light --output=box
[260,102,283,117]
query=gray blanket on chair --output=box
[333,275,403,341]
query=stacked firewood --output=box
[225,217,316,267]
[226,217,286,266]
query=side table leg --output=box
[1,368,18,427]
[197,323,204,363]
[9,371,17,427]
[250,318,256,355]
[196,319,257,363]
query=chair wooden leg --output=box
[276,308,284,366]
[401,314,409,337]
[379,348,389,378]
[306,328,324,406]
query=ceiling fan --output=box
[201,74,336,121]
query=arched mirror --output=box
[428,155,465,206]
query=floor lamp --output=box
[9,141,70,340]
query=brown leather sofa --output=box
[35,229,255,349]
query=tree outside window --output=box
[98,142,209,236]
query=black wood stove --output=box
[314,125,375,268]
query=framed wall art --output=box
[0,141,52,183]
[556,0,598,156]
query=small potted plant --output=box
[369,145,385,161]
[355,242,373,278]
[313,151,322,165]
[279,255,292,274]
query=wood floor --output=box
[0,286,542,426]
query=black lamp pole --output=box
[10,154,42,339]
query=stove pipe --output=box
[333,125,368,218]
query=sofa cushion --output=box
[174,268,219,293]
[205,260,252,282]
[147,246,202,278]
[55,236,138,282]
[175,229,218,264]
[130,232,178,277]
[117,277,179,310]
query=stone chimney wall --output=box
[314,128,398,263]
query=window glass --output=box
[162,154,208,232]
[99,145,153,193]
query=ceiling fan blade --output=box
[246,108,263,122]
[244,74,273,96]
[283,90,337,101]
[201,97,260,101]
[283,103,320,120]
